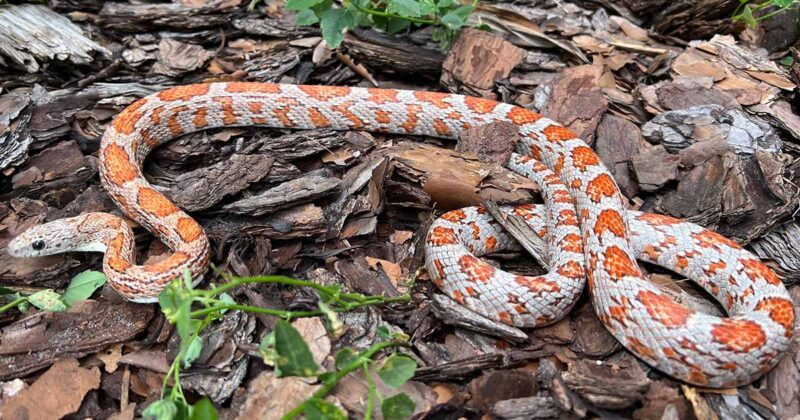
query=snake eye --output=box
[32,240,45,251]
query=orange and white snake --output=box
[7,83,794,388]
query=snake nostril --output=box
[32,240,45,251]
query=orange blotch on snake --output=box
[626,336,656,359]
[431,259,446,288]
[176,217,203,243]
[603,246,640,281]
[107,256,132,273]
[107,232,126,254]
[551,190,573,204]
[413,91,450,109]
[333,102,365,129]
[167,105,189,136]
[213,97,238,125]
[158,84,210,102]
[637,212,681,226]
[468,221,481,240]
[607,296,631,327]
[498,311,513,325]
[452,289,465,304]
[586,173,617,203]
[298,85,351,101]
[138,187,180,218]
[142,251,191,273]
[739,257,782,286]
[704,261,727,275]
[225,82,280,94]
[428,226,458,246]
[552,155,565,176]
[559,233,583,253]
[594,209,626,238]
[570,146,600,170]
[638,290,692,328]
[557,209,578,227]
[542,125,576,143]
[507,107,541,125]
[528,144,542,160]
[113,98,147,135]
[441,209,467,223]
[458,255,495,283]
[308,107,331,127]
[464,96,497,114]
[103,143,139,186]
[710,319,767,353]
[692,230,742,251]
[755,297,795,337]
[150,106,164,125]
[366,88,398,104]
[571,179,582,189]
[465,286,479,297]
[402,104,421,133]
[375,109,392,124]
[193,107,208,128]
[556,261,584,279]
[515,276,559,294]
[485,236,497,252]
[248,101,263,115]
[433,119,452,136]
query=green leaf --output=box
[286,0,326,11]
[377,325,391,340]
[377,354,416,388]
[61,270,106,306]
[739,4,757,27]
[386,18,412,34]
[386,0,422,17]
[189,398,218,420]
[780,56,795,66]
[418,0,439,15]
[159,280,194,343]
[320,8,355,48]
[381,393,415,420]
[183,336,203,368]
[436,0,458,8]
[273,320,320,377]
[334,348,359,369]
[295,9,320,26]
[143,399,178,420]
[774,0,795,7]
[258,331,278,366]
[302,398,348,420]
[28,290,67,312]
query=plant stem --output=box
[364,363,376,420]
[348,1,436,25]
[281,341,403,420]
[0,297,27,314]
[190,304,323,319]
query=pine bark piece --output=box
[344,29,445,77]
[541,65,608,145]
[99,0,239,32]
[0,4,110,73]
[222,169,340,216]
[170,154,276,212]
[0,301,154,380]
[389,142,539,211]
[441,28,525,98]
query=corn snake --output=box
[6,82,793,388]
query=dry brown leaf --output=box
[97,343,122,373]
[365,256,402,284]
[1,358,100,419]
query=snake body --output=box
[7,83,794,388]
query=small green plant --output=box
[733,0,800,27]
[0,270,107,314]
[143,270,415,420]
[250,0,478,48]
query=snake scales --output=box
[7,83,794,388]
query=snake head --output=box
[7,213,122,258]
